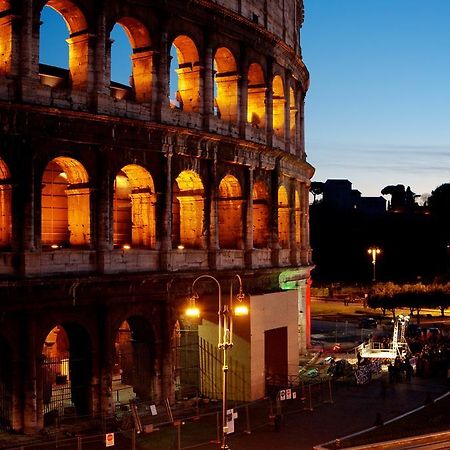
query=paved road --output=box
[227,375,449,450]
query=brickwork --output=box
[0,0,313,435]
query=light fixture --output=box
[185,295,200,318]
[50,244,60,249]
[177,244,185,250]
[122,244,131,250]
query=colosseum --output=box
[0,0,313,434]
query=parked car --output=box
[359,317,378,329]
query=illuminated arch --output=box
[172,170,204,249]
[0,158,12,248]
[170,35,201,112]
[113,317,157,403]
[111,18,153,103]
[41,323,92,420]
[278,185,289,249]
[213,47,238,123]
[41,157,91,248]
[218,175,243,249]
[272,75,285,138]
[40,1,89,89]
[113,164,156,249]
[0,1,13,76]
[290,86,297,150]
[295,190,301,247]
[247,63,266,129]
[252,180,269,248]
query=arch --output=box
[172,170,204,249]
[0,335,12,428]
[170,35,201,112]
[41,157,90,248]
[278,185,289,249]
[252,180,269,248]
[0,158,12,248]
[213,47,238,123]
[295,190,301,247]
[218,175,243,249]
[272,75,285,138]
[113,164,156,249]
[247,63,266,129]
[0,1,13,75]
[40,2,89,89]
[41,323,92,422]
[289,86,297,150]
[113,316,157,402]
[111,18,153,103]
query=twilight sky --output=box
[40,2,450,198]
[302,0,450,198]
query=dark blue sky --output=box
[40,2,450,198]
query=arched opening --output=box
[213,47,238,123]
[272,75,285,139]
[290,86,297,150]
[110,18,153,103]
[41,157,90,248]
[0,158,12,248]
[278,185,289,249]
[41,324,92,424]
[169,35,201,112]
[253,180,269,248]
[218,175,243,249]
[247,63,266,130]
[0,336,12,429]
[295,190,301,247]
[113,317,156,403]
[113,165,156,249]
[0,1,13,76]
[172,170,204,249]
[39,1,89,89]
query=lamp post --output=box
[367,247,381,282]
[186,274,248,450]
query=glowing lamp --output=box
[177,244,185,250]
[122,244,131,250]
[234,304,249,316]
[50,244,60,249]
[185,306,200,318]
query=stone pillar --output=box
[160,141,173,269]
[66,187,91,247]
[95,152,112,273]
[23,316,42,433]
[270,162,280,266]
[155,27,169,119]
[19,0,34,80]
[298,93,305,158]
[265,60,274,147]
[238,46,248,137]
[98,307,114,416]
[284,76,291,153]
[0,10,20,79]
[300,182,310,265]
[66,32,92,91]
[130,49,155,104]
[289,179,298,265]
[203,46,213,129]
[160,305,175,404]
[93,9,111,112]
[208,152,219,269]
[244,166,254,267]
[129,192,157,248]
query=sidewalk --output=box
[227,375,449,450]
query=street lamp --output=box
[367,247,381,282]
[185,274,248,450]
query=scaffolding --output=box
[356,315,411,360]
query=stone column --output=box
[208,150,219,269]
[0,10,20,80]
[284,75,291,153]
[160,304,175,404]
[300,182,310,265]
[298,93,306,158]
[23,316,41,433]
[238,45,248,138]
[66,32,93,91]
[289,179,298,266]
[98,307,114,416]
[203,46,214,129]
[160,139,173,269]
[244,166,254,267]
[95,151,112,273]
[130,49,155,104]
[155,27,169,120]
[270,162,280,267]
[265,59,274,147]
[93,9,111,112]
[66,187,92,247]
[297,279,308,355]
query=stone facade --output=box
[0,0,313,434]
